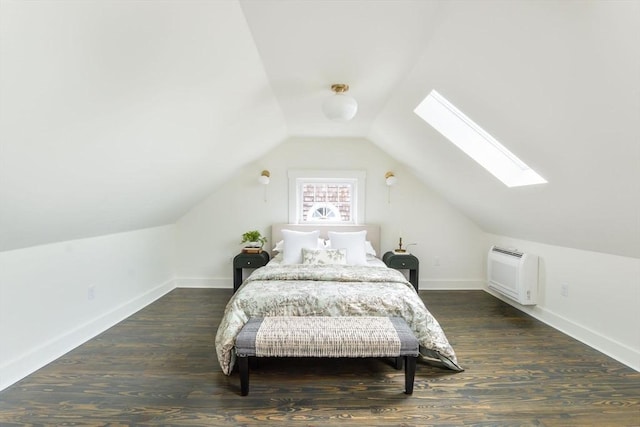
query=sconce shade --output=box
[385,171,397,186]
[258,170,270,185]
[322,84,358,122]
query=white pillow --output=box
[327,230,368,265]
[364,241,376,256]
[273,238,324,253]
[326,239,376,256]
[301,248,347,265]
[281,229,321,264]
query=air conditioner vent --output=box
[487,245,538,305]
[490,246,523,258]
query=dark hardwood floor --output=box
[0,289,638,426]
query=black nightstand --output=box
[382,251,419,291]
[233,251,270,292]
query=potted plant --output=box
[241,230,267,249]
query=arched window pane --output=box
[301,183,352,223]
[288,170,366,224]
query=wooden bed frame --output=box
[271,224,381,256]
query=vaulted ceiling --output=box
[1,0,638,258]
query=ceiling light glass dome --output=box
[322,84,357,121]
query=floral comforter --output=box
[215,264,462,375]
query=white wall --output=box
[0,0,287,252]
[485,234,640,371]
[175,137,487,289]
[0,225,176,391]
[371,0,640,260]
[1,139,636,396]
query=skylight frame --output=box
[414,90,547,187]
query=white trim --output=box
[3,276,635,393]
[287,169,366,224]
[179,277,486,291]
[484,287,639,372]
[0,277,176,392]
[177,277,232,289]
[420,279,485,290]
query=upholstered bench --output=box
[235,316,419,396]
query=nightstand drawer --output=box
[386,257,418,269]
[235,256,265,268]
[233,251,270,292]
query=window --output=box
[414,89,547,187]
[307,203,341,221]
[288,170,366,224]
[302,183,352,222]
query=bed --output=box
[215,224,462,375]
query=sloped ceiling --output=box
[1,0,638,258]
[368,1,640,258]
[0,0,286,250]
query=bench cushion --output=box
[236,316,418,358]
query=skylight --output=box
[414,90,547,187]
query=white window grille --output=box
[288,170,366,224]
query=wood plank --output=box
[0,289,638,426]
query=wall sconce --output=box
[258,170,270,185]
[385,171,397,186]
[385,171,397,204]
[258,170,270,202]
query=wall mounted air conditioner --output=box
[487,246,539,305]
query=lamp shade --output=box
[258,170,270,185]
[322,84,357,121]
[385,171,397,186]
[322,93,358,121]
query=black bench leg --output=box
[404,356,416,394]
[239,356,249,396]
[394,356,403,370]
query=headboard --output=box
[271,224,381,256]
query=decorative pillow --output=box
[281,229,321,264]
[327,230,368,265]
[301,248,347,265]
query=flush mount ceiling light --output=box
[322,84,358,122]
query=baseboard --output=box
[420,279,485,290]
[176,277,485,290]
[484,288,640,372]
[177,277,232,289]
[0,278,176,392]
